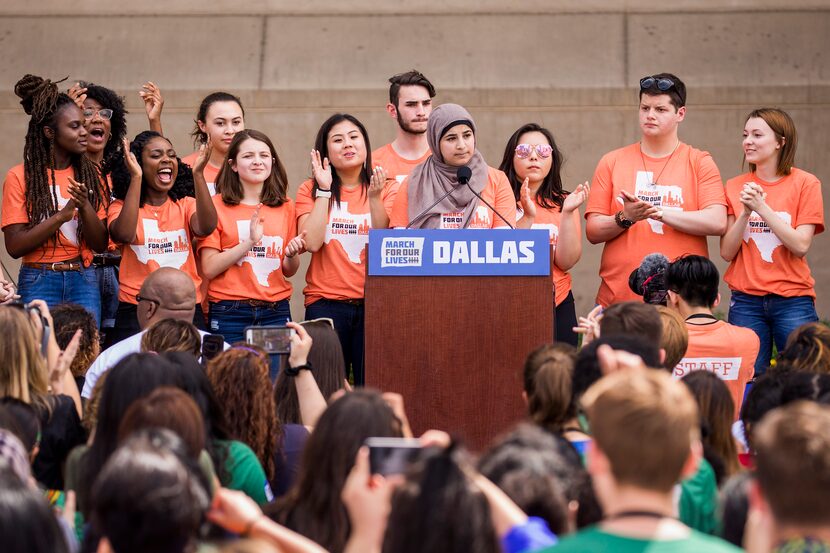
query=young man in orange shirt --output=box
[371,70,435,185]
[585,73,727,307]
[666,255,759,418]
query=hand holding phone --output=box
[245,325,293,354]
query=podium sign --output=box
[368,228,550,276]
[365,229,554,450]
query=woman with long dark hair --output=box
[297,114,393,386]
[2,75,108,322]
[499,123,588,346]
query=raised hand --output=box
[284,230,307,259]
[369,166,387,198]
[519,178,537,220]
[573,304,603,347]
[562,181,590,213]
[123,138,142,179]
[620,189,661,222]
[286,321,312,368]
[310,150,333,191]
[193,142,213,175]
[139,81,164,121]
[206,487,263,535]
[50,329,81,395]
[67,177,91,211]
[67,83,87,109]
[248,205,264,245]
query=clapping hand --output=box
[310,150,333,191]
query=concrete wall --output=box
[1,1,828,320]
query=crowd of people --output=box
[0,68,827,552]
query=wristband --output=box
[315,188,332,199]
[284,362,313,377]
[614,210,635,229]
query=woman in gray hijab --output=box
[389,104,516,229]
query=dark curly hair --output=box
[51,303,99,379]
[78,81,128,177]
[111,131,195,207]
[207,346,280,483]
[13,74,108,249]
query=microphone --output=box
[457,165,472,185]
[460,166,515,229]
[405,168,468,229]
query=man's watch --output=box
[315,188,332,199]
[614,210,635,229]
[284,362,313,377]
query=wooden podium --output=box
[364,229,553,450]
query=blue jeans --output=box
[305,298,364,386]
[728,291,819,376]
[96,265,120,331]
[18,265,101,326]
[208,299,292,346]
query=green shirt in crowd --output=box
[538,525,742,552]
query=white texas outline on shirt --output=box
[54,184,79,245]
[325,201,370,264]
[743,210,791,262]
[235,219,283,286]
[130,218,190,269]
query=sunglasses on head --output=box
[83,108,114,121]
[640,76,675,92]
[515,143,553,159]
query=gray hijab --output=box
[406,104,489,229]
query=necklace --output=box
[640,140,680,187]
[685,313,719,325]
[145,200,165,218]
[604,510,675,521]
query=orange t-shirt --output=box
[389,167,518,229]
[674,320,760,419]
[587,142,726,307]
[108,197,202,303]
[182,152,221,196]
[517,200,575,306]
[296,179,396,305]
[1,164,106,264]
[724,168,824,298]
[199,197,296,302]
[371,143,431,185]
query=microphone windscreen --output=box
[456,166,472,184]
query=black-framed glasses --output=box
[640,76,675,92]
[83,108,113,121]
[135,294,161,308]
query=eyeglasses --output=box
[83,108,114,121]
[640,76,675,92]
[515,144,553,159]
[135,294,161,308]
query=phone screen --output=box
[201,334,225,361]
[366,437,423,476]
[245,326,293,354]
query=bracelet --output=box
[284,361,313,377]
[614,210,635,229]
[242,513,264,536]
[315,188,332,199]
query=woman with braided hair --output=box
[106,131,216,343]
[2,74,109,323]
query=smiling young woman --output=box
[499,123,589,346]
[198,129,306,344]
[106,131,217,343]
[720,108,824,376]
[296,113,395,386]
[1,75,109,323]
